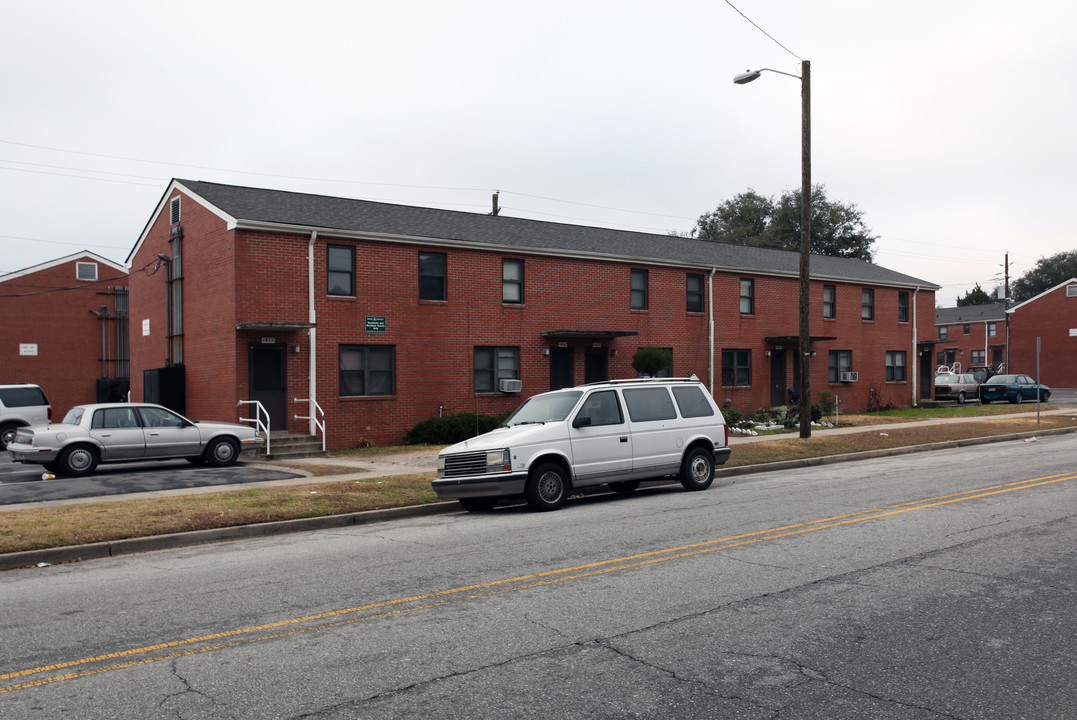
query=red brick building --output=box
[127,180,938,449]
[1007,279,1077,387]
[934,302,1007,374]
[0,252,129,417]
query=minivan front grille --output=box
[442,451,490,477]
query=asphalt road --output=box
[2,433,1075,718]
[0,457,300,505]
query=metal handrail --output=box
[294,397,326,452]
[237,400,271,456]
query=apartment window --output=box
[739,278,755,315]
[1068,285,1077,297]
[327,245,355,296]
[339,345,395,396]
[861,289,874,321]
[823,284,836,319]
[898,291,909,323]
[988,322,997,338]
[686,273,704,313]
[502,259,523,304]
[631,269,649,310]
[419,251,447,301]
[885,351,906,382]
[939,326,948,341]
[963,324,971,335]
[76,262,98,282]
[721,349,751,387]
[474,346,519,392]
[971,350,986,364]
[828,350,852,383]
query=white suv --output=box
[433,377,730,512]
[0,384,52,450]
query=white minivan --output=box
[432,378,731,512]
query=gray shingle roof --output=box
[177,179,938,290]
[935,302,1008,325]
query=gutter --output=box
[708,268,717,394]
[308,231,318,436]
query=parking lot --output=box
[0,457,301,506]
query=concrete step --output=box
[249,433,327,461]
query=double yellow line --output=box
[3,471,1074,694]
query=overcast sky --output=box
[2,0,1074,305]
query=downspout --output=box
[911,286,920,406]
[308,231,317,436]
[708,268,717,394]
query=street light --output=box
[734,60,812,439]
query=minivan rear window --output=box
[671,385,715,418]
[0,386,49,408]
[622,387,678,422]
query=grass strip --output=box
[2,415,1075,555]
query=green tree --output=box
[956,283,996,306]
[631,347,672,377]
[1011,250,1077,302]
[692,185,877,261]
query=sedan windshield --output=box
[501,391,583,426]
[936,375,962,384]
[985,375,1016,385]
[62,407,85,425]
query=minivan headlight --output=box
[488,449,511,473]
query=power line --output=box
[723,0,802,62]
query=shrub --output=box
[721,407,742,425]
[405,412,502,445]
[631,347,673,377]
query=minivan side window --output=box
[671,386,715,418]
[575,390,624,426]
[622,387,678,422]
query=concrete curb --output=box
[4,424,1076,571]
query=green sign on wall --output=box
[365,316,386,334]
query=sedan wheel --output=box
[1011,392,1023,404]
[204,437,239,467]
[1042,391,1051,402]
[957,391,966,405]
[525,463,568,511]
[58,445,99,477]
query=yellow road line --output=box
[3,472,1074,694]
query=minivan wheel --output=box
[526,463,568,511]
[679,448,714,491]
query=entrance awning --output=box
[541,330,639,340]
[235,321,317,331]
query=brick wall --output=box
[129,190,938,449]
[0,257,128,417]
[1009,281,1077,387]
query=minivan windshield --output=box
[500,391,583,426]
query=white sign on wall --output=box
[142,319,151,337]
[19,343,38,356]
[1070,328,1077,337]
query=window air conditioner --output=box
[499,379,523,393]
[839,371,859,383]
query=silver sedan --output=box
[7,403,264,477]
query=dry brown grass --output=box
[2,415,1075,556]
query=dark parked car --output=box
[979,374,1050,404]
[934,373,979,404]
